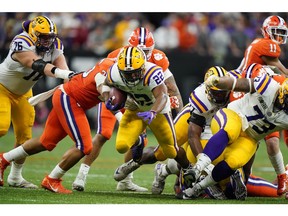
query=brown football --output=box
[109,87,127,109]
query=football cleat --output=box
[0,153,10,186]
[41,175,72,194]
[151,163,167,195]
[205,184,227,200]
[182,165,201,187]
[231,169,247,200]
[276,173,287,196]
[116,180,148,192]
[182,183,203,200]
[114,159,141,181]
[131,133,147,162]
[7,177,38,189]
[72,172,87,191]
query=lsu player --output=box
[101,46,192,184]
[237,15,288,196]
[182,64,288,199]
[0,15,74,188]
[151,67,247,199]
[0,57,111,194]
[72,27,183,192]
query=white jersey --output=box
[189,83,227,140]
[107,61,171,113]
[228,74,288,141]
[0,31,64,95]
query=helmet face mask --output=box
[128,27,155,60]
[117,46,146,87]
[262,15,288,44]
[29,16,57,52]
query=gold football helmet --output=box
[278,78,288,114]
[25,15,57,52]
[117,46,146,87]
[204,66,230,105]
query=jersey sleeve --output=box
[150,49,170,71]
[143,64,165,89]
[11,35,35,52]
[253,73,278,95]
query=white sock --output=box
[49,164,66,179]
[195,153,212,172]
[198,172,217,189]
[78,163,90,176]
[3,146,29,162]
[8,162,24,180]
[268,151,285,174]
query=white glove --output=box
[205,75,219,88]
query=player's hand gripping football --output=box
[105,96,125,111]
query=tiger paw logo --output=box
[153,53,164,61]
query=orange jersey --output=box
[107,47,169,71]
[64,58,115,110]
[242,38,281,70]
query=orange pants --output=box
[40,89,93,155]
[247,174,278,197]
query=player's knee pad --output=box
[116,140,129,154]
[154,148,167,161]
[225,155,243,170]
[162,145,177,159]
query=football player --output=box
[237,15,288,195]
[0,15,73,188]
[101,46,192,185]
[0,57,111,194]
[182,64,288,199]
[73,27,183,192]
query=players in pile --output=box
[72,27,183,192]
[0,15,73,189]
[181,63,288,199]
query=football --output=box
[109,87,127,110]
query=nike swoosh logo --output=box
[115,168,120,175]
[48,181,58,192]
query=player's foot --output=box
[277,173,287,196]
[205,184,227,200]
[0,153,10,186]
[182,165,201,187]
[231,169,247,200]
[151,163,167,195]
[7,177,38,189]
[72,172,87,191]
[131,133,147,162]
[114,159,141,181]
[41,175,72,194]
[116,180,148,192]
[182,183,203,200]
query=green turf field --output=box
[0,127,288,206]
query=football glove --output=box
[68,71,84,80]
[137,110,157,124]
[170,96,180,109]
[105,98,124,111]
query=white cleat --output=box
[182,183,203,200]
[7,177,38,189]
[116,180,148,192]
[114,159,141,182]
[72,173,87,191]
[152,163,167,195]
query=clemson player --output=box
[237,15,288,196]
[0,57,111,194]
[73,27,183,192]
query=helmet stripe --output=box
[125,46,133,68]
[42,15,56,33]
[276,16,284,26]
[214,66,225,77]
[139,27,146,45]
